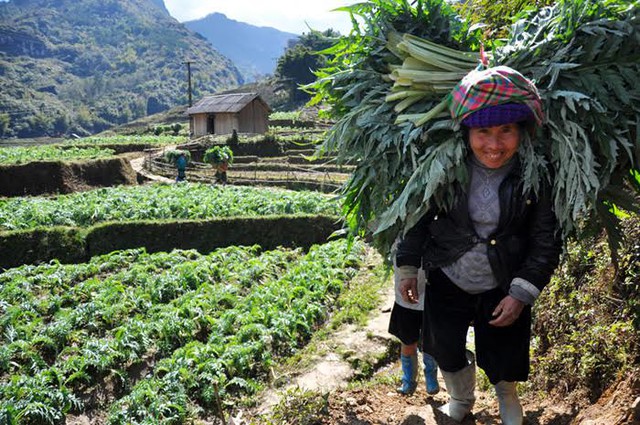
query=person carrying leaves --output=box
[204,145,233,186]
[396,66,563,424]
[215,160,228,185]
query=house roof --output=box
[186,92,271,115]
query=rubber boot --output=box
[397,353,418,395]
[494,381,523,425]
[423,352,440,395]
[438,350,476,422]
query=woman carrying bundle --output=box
[396,66,563,424]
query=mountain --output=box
[149,0,169,15]
[0,0,243,138]
[184,13,299,82]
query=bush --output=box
[0,227,86,269]
[530,215,640,402]
[86,215,341,257]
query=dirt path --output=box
[253,278,398,416]
[129,154,174,183]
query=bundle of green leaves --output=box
[163,149,191,165]
[309,0,640,258]
[203,145,234,165]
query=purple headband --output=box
[462,103,534,128]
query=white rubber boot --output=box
[494,381,523,425]
[438,351,476,422]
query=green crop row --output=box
[0,239,365,424]
[0,146,115,165]
[68,135,185,146]
[269,111,301,121]
[0,183,340,231]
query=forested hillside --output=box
[0,0,243,138]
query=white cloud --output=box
[163,0,358,34]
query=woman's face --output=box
[468,123,521,169]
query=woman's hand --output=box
[489,295,524,327]
[399,278,419,304]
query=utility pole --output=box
[183,61,194,107]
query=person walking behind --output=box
[389,243,440,396]
[215,160,228,185]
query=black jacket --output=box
[396,160,562,293]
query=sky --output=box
[163,0,360,35]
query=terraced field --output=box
[0,183,339,231]
[0,240,366,424]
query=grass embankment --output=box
[0,136,184,165]
[530,215,640,404]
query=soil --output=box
[0,156,138,196]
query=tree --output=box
[276,29,340,104]
[52,113,70,135]
[0,114,10,138]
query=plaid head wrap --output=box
[448,66,543,127]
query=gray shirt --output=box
[441,157,514,294]
[397,156,541,305]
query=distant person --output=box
[176,152,187,182]
[215,160,228,185]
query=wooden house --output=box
[186,92,271,137]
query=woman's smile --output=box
[469,123,521,168]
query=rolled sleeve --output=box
[509,277,541,305]
[397,265,419,280]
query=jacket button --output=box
[490,239,497,245]
[526,199,532,205]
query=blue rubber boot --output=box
[397,354,418,395]
[423,352,440,395]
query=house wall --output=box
[189,98,270,137]
[215,113,239,135]
[238,99,269,133]
[190,114,208,137]
[190,113,238,136]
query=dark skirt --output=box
[388,302,423,346]
[423,268,532,384]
